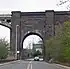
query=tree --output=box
[33,50,42,57]
[0,38,9,60]
[60,21,70,62]
[45,21,70,63]
[36,50,42,55]
[45,36,62,61]
[45,22,63,61]
[57,0,70,10]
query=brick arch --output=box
[21,32,43,49]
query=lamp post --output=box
[15,25,19,59]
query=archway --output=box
[21,32,44,60]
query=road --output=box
[0,60,67,69]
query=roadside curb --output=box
[56,64,70,69]
[0,60,20,66]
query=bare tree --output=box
[57,0,70,10]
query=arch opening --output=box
[21,32,43,60]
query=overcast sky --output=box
[23,35,42,49]
[0,0,69,48]
[0,0,69,14]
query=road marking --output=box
[31,63,32,69]
[27,61,32,69]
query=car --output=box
[34,56,39,61]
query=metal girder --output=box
[0,14,11,29]
[0,21,11,29]
[0,14,11,17]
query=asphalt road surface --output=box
[0,60,67,69]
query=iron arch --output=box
[0,24,11,29]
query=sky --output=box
[23,35,42,49]
[0,0,69,14]
[0,26,10,42]
[0,0,69,48]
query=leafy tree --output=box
[45,23,63,61]
[0,38,9,60]
[36,50,42,55]
[33,50,42,57]
[45,21,70,62]
[60,21,70,62]
[45,36,62,61]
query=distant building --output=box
[32,42,43,53]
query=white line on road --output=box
[27,61,32,69]
[31,63,32,69]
